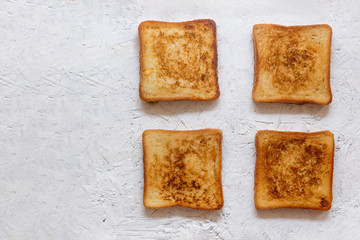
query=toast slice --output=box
[139,19,219,101]
[255,130,334,210]
[142,129,223,210]
[252,24,332,105]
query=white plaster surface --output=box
[0,0,360,239]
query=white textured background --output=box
[0,0,360,239]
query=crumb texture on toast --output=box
[139,20,219,101]
[255,131,334,210]
[143,129,223,209]
[253,24,332,104]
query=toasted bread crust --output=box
[252,24,332,105]
[139,19,219,102]
[142,129,223,210]
[255,130,334,211]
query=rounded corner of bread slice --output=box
[252,92,262,103]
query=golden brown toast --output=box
[252,24,332,105]
[142,129,223,210]
[255,130,334,210]
[138,20,219,101]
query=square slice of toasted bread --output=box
[252,24,332,105]
[255,130,334,210]
[142,129,223,210]
[139,19,219,101]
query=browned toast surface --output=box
[139,19,219,101]
[143,129,223,210]
[252,24,332,105]
[255,130,334,210]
